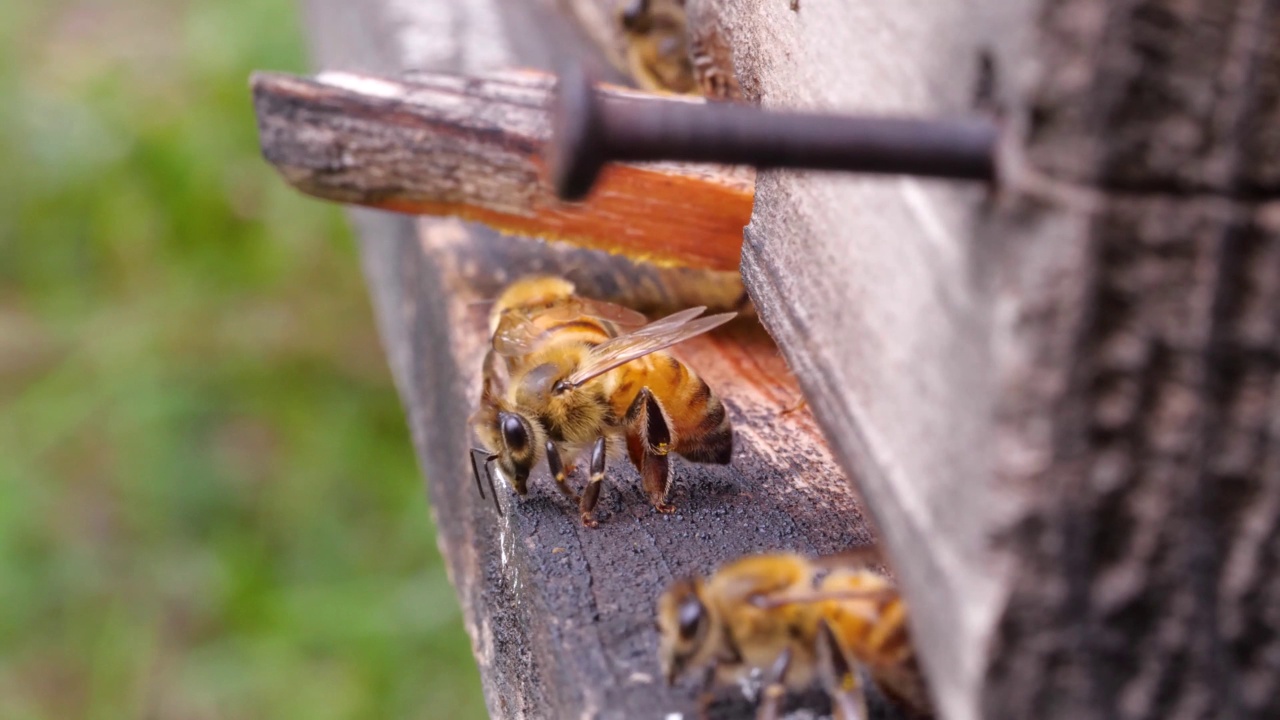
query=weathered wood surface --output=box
[251,70,754,272]
[293,1,1280,719]
[691,1,1280,720]
[300,1,884,719]
[357,213,877,719]
[689,5,1017,719]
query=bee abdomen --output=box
[673,378,733,465]
[865,599,913,660]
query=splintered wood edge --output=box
[250,70,755,273]
[358,214,885,719]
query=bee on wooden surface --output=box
[471,276,735,527]
[656,551,933,720]
[618,0,698,94]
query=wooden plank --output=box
[976,2,1280,717]
[688,4,1017,719]
[251,69,754,272]
[983,193,1280,719]
[354,215,879,720]
[1028,0,1280,194]
[290,0,1280,718]
[695,0,1280,719]
[299,1,887,718]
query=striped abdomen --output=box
[822,573,932,716]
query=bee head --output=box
[495,411,537,495]
[656,576,711,686]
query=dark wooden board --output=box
[356,216,875,719]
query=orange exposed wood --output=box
[374,164,752,272]
[252,70,755,272]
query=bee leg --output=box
[694,666,717,720]
[816,619,868,720]
[628,387,676,513]
[755,647,793,720]
[545,441,581,503]
[578,435,607,528]
[779,396,808,416]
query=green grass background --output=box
[0,0,486,717]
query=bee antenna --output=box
[469,448,489,499]
[468,448,505,516]
[484,455,503,516]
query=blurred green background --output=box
[0,0,485,718]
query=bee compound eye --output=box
[677,598,703,640]
[500,414,529,452]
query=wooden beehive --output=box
[259,1,1280,718]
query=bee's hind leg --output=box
[816,619,869,720]
[578,435,607,528]
[626,387,674,514]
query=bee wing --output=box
[564,307,736,387]
[491,311,544,356]
[565,297,649,329]
[480,348,510,396]
[748,587,898,613]
[490,298,649,357]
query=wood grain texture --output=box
[1028,0,1280,194]
[299,1,889,718]
[361,213,878,719]
[985,194,1280,720]
[291,0,1280,718]
[985,3,1280,719]
[251,69,755,272]
[692,1,1280,719]
[689,3,1024,719]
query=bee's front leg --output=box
[816,620,868,720]
[545,441,581,504]
[755,647,793,720]
[694,665,718,720]
[578,435,607,528]
[627,387,675,513]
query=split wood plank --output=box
[251,69,754,273]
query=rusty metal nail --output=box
[551,64,1000,201]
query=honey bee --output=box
[656,551,933,720]
[471,276,735,526]
[618,0,698,94]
